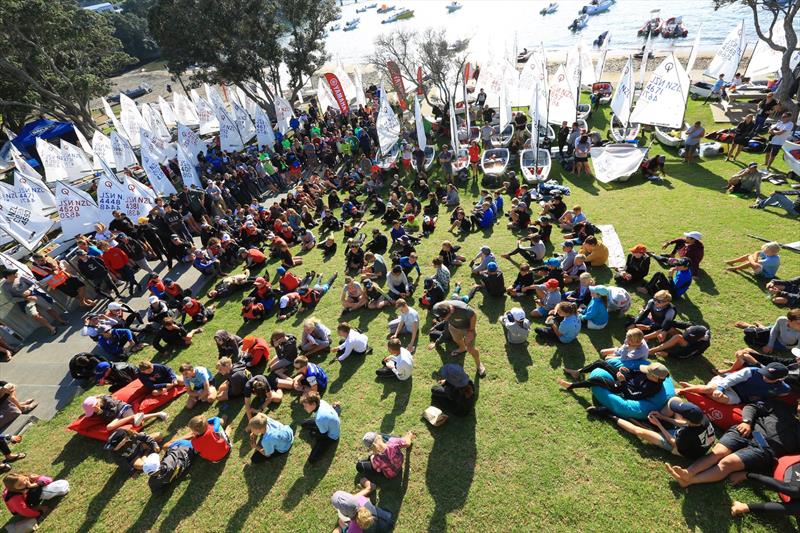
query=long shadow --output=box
[474,292,506,324]
[52,433,103,480]
[378,377,412,434]
[505,341,532,382]
[549,341,586,370]
[328,353,367,394]
[424,405,477,531]
[226,453,288,533]
[74,468,130,532]
[693,269,719,296]
[281,440,338,511]
[157,459,227,532]
[123,484,179,533]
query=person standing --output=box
[765,112,794,170]
[683,121,705,164]
[429,300,486,378]
[754,92,779,131]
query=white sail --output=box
[173,93,199,126]
[73,127,94,157]
[55,180,103,238]
[205,83,226,110]
[449,102,460,153]
[414,96,426,151]
[595,31,611,80]
[176,144,202,189]
[191,93,219,135]
[317,78,336,112]
[274,96,294,135]
[517,48,539,107]
[354,66,367,108]
[140,139,178,196]
[0,195,53,251]
[119,93,143,147]
[177,123,208,161]
[92,130,115,170]
[610,56,634,125]
[11,145,43,181]
[232,100,256,143]
[110,131,138,170]
[745,21,800,78]
[639,30,652,87]
[142,103,171,141]
[14,171,56,212]
[214,104,244,152]
[685,24,703,74]
[96,167,157,223]
[36,139,69,182]
[255,107,276,150]
[499,82,511,131]
[566,43,581,93]
[335,56,358,103]
[159,96,177,127]
[102,97,128,139]
[547,65,576,125]
[705,21,746,82]
[59,139,93,180]
[630,54,690,129]
[579,42,597,86]
[140,128,176,164]
[376,85,400,154]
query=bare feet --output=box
[636,287,649,296]
[665,463,691,488]
[557,378,571,389]
[731,501,749,516]
[733,321,751,329]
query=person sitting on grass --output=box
[614,244,651,284]
[647,325,711,360]
[387,299,419,353]
[430,364,476,420]
[300,317,332,356]
[562,254,588,284]
[82,394,167,432]
[578,286,609,330]
[318,237,338,259]
[627,290,677,337]
[215,357,251,402]
[730,471,800,517]
[142,442,195,493]
[558,362,670,402]
[179,362,217,409]
[386,265,412,303]
[104,428,161,475]
[530,278,562,319]
[637,258,693,298]
[506,263,537,298]
[375,338,414,381]
[735,308,800,354]
[335,322,371,362]
[299,391,341,464]
[501,308,531,345]
[599,327,649,362]
[0,432,24,474]
[534,302,581,344]
[166,415,231,463]
[330,479,396,533]
[246,413,294,465]
[666,399,800,488]
[532,258,564,289]
[2,473,69,521]
[557,241,578,274]
[240,297,266,322]
[564,272,594,307]
[153,318,203,354]
[580,236,609,267]
[439,241,466,269]
[725,162,762,195]
[725,242,781,279]
[243,374,283,420]
[469,246,496,276]
[676,362,790,405]
[277,356,328,395]
[356,431,415,480]
[180,296,215,326]
[93,361,137,393]
[361,252,387,281]
[341,277,367,313]
[767,276,800,307]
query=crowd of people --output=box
[0,77,798,530]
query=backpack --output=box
[277,335,299,361]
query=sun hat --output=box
[148,295,160,305]
[508,308,526,322]
[640,363,670,380]
[629,244,648,254]
[683,231,702,241]
[82,396,98,417]
[107,302,123,312]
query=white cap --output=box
[148,295,159,305]
[107,302,122,311]
[142,453,160,475]
[792,347,800,359]
[279,295,289,308]
[509,307,526,321]
[683,231,703,241]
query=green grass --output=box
[6,99,800,533]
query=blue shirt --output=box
[390,226,406,242]
[758,253,780,279]
[260,417,294,455]
[579,297,609,327]
[97,329,134,356]
[478,208,494,228]
[399,256,421,276]
[186,366,211,391]
[138,364,177,390]
[315,400,340,440]
[305,362,328,390]
[558,315,581,343]
[86,245,103,257]
[672,269,693,297]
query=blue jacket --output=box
[580,297,609,327]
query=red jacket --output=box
[102,247,130,273]
[3,475,52,517]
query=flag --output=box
[417,67,424,95]
[323,73,351,114]
[387,61,408,110]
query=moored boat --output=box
[481,148,510,176]
[569,14,589,31]
[520,148,552,184]
[540,2,558,15]
[660,16,688,38]
[447,1,462,13]
[582,0,614,16]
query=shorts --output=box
[657,429,679,454]
[24,297,54,317]
[719,428,776,473]
[684,144,699,156]
[271,357,293,371]
[448,324,475,348]
[534,306,550,316]
[708,376,741,404]
[766,143,782,156]
[575,156,588,162]
[58,277,84,298]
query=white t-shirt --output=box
[770,120,794,146]
[399,307,420,332]
[390,348,414,380]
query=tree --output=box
[370,29,470,111]
[715,0,800,117]
[106,10,160,63]
[149,0,338,107]
[0,0,133,136]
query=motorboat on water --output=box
[540,2,558,15]
[356,6,368,13]
[382,8,413,23]
[377,4,395,13]
[329,23,341,31]
[593,31,609,47]
[569,14,589,31]
[481,148,510,176]
[344,18,360,30]
[374,144,400,170]
[609,115,640,143]
[411,146,436,171]
[638,15,662,36]
[582,0,614,15]
[520,148,552,184]
[447,1,463,13]
[517,48,534,63]
[660,16,688,38]
[654,123,689,148]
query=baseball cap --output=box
[440,363,469,388]
[142,453,161,475]
[116,232,127,239]
[640,363,670,380]
[544,278,560,289]
[759,362,788,380]
[683,325,709,343]
[480,246,491,254]
[544,258,561,267]
[107,302,122,312]
[148,295,159,305]
[182,296,193,305]
[94,361,111,380]
[670,400,705,424]
[508,307,526,322]
[362,432,378,449]
[562,241,574,249]
[82,396,98,417]
[487,262,498,272]
[629,244,648,254]
[277,266,286,275]
[683,231,703,241]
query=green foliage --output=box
[0,0,133,134]
[105,2,160,63]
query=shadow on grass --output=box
[281,439,338,511]
[378,377,412,434]
[225,453,288,533]
[505,341,532,382]
[52,434,104,480]
[328,353,367,394]
[74,468,130,532]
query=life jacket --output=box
[165,284,183,298]
[29,262,69,289]
[241,303,264,321]
[147,278,166,296]
[280,272,301,292]
[242,336,270,365]
[191,423,230,462]
[183,299,202,317]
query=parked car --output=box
[107,84,152,104]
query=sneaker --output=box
[477,364,487,378]
[585,406,612,419]
[133,413,144,427]
[157,411,169,421]
[365,346,373,355]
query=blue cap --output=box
[277,266,286,275]
[544,258,561,267]
[562,241,574,248]
[94,361,111,380]
[487,262,498,272]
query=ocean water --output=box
[325,0,794,63]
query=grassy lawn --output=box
[5,98,800,533]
